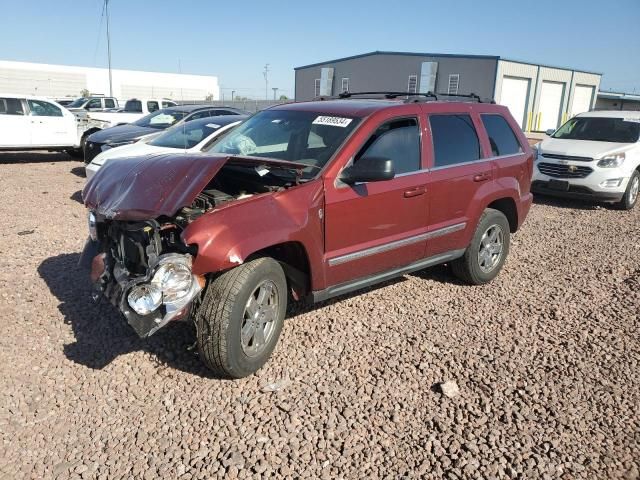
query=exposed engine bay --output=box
[83,161,300,337]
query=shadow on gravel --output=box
[70,166,86,178]
[38,253,214,378]
[409,263,466,285]
[70,190,83,204]
[0,151,71,164]
[532,193,612,211]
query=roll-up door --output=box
[500,76,530,129]
[538,81,565,131]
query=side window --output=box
[162,101,172,108]
[481,114,523,157]
[104,98,115,108]
[86,98,101,109]
[355,118,421,175]
[28,100,63,117]
[0,97,25,115]
[188,110,214,121]
[147,101,159,113]
[429,114,480,167]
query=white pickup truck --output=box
[88,98,177,128]
[0,93,104,157]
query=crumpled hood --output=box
[83,153,309,221]
[539,138,633,159]
[88,124,156,143]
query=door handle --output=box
[404,186,426,198]
[473,172,491,182]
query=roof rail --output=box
[326,91,495,103]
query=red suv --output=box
[82,92,533,378]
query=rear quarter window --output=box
[481,114,523,157]
[429,114,480,167]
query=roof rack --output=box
[328,91,494,104]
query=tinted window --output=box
[429,114,480,167]
[0,97,24,115]
[481,114,523,156]
[133,109,188,129]
[86,99,102,109]
[214,109,238,116]
[147,101,159,113]
[356,118,420,174]
[187,110,215,121]
[124,100,142,112]
[28,100,62,117]
[552,116,640,143]
[104,98,115,108]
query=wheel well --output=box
[82,128,101,140]
[247,242,311,299]
[487,197,518,233]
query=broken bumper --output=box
[80,239,203,338]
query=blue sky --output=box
[1,0,638,98]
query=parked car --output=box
[54,98,76,107]
[65,96,119,112]
[81,93,533,378]
[85,115,247,181]
[87,98,178,128]
[0,93,101,156]
[532,110,640,210]
[83,105,247,163]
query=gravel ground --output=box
[1,153,638,479]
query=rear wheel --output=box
[615,170,639,210]
[452,208,510,285]
[195,257,287,378]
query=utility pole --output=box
[105,0,113,97]
[272,87,278,100]
[263,64,270,100]
[231,90,235,102]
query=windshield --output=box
[67,98,87,108]
[133,109,187,129]
[552,117,640,143]
[149,121,235,149]
[207,109,360,178]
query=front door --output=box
[27,99,75,147]
[324,114,430,287]
[0,97,30,147]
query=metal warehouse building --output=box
[0,60,220,102]
[295,51,601,134]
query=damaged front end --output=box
[81,215,204,337]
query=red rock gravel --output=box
[0,153,638,479]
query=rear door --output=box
[0,97,30,147]
[423,105,495,257]
[27,99,75,147]
[323,109,430,286]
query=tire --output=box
[66,148,83,159]
[195,257,287,379]
[452,208,510,285]
[614,170,640,211]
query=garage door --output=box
[539,81,565,131]
[571,85,594,117]
[500,76,530,129]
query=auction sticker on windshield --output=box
[312,116,353,128]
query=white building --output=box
[0,60,219,102]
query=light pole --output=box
[263,64,270,100]
[105,0,113,97]
[272,87,278,100]
[231,90,235,102]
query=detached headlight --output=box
[88,211,97,241]
[152,262,193,302]
[128,284,162,315]
[597,152,625,168]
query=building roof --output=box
[294,50,601,76]
[597,90,640,101]
[577,110,640,118]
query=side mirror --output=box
[340,156,395,184]
[545,129,555,136]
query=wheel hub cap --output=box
[477,224,504,273]
[629,177,639,205]
[241,280,279,357]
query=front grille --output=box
[84,142,104,163]
[537,162,593,179]
[541,153,593,162]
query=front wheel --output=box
[615,170,639,211]
[452,208,510,285]
[195,257,287,378]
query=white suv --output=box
[532,111,640,210]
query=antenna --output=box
[105,0,113,97]
[263,64,270,100]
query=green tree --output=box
[279,95,289,100]
[80,88,90,98]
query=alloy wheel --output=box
[477,224,504,273]
[241,280,279,357]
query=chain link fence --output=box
[174,99,294,113]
